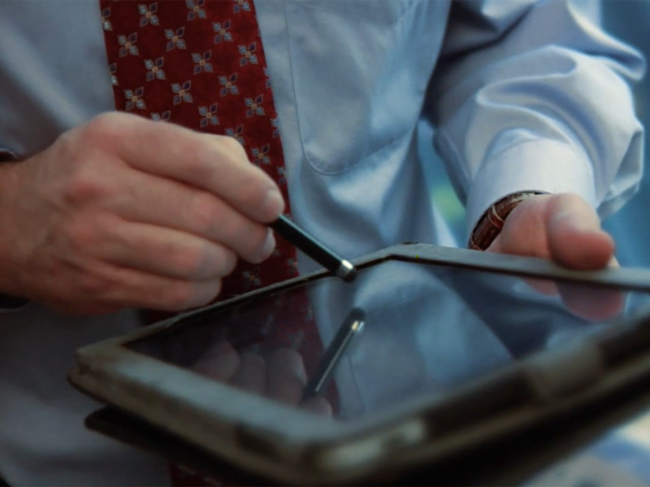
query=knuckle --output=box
[558,192,584,207]
[182,146,213,181]
[84,112,132,146]
[169,244,207,279]
[165,282,196,310]
[65,219,100,251]
[76,272,112,298]
[188,192,221,236]
[236,173,269,209]
[219,134,247,159]
[63,170,110,205]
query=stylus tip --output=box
[336,260,357,282]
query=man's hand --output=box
[488,193,623,319]
[0,112,284,314]
[487,193,616,270]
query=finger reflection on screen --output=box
[522,278,625,320]
[191,342,333,417]
[557,283,626,321]
[193,340,240,382]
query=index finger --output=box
[108,115,285,223]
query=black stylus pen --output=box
[269,215,357,282]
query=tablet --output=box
[69,244,650,485]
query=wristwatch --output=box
[469,191,549,251]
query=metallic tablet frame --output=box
[68,244,650,485]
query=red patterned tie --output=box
[99,1,327,484]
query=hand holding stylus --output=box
[0,113,283,314]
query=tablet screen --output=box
[125,259,650,420]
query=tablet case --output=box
[69,244,650,485]
[85,370,650,487]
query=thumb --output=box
[545,193,614,270]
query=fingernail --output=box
[258,229,276,261]
[261,189,285,221]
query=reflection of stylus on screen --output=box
[301,308,365,401]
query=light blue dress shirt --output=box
[0,0,644,485]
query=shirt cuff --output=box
[466,140,597,236]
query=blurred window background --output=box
[419,0,650,267]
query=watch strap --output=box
[469,191,549,251]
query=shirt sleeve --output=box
[428,0,646,235]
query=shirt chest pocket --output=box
[285,0,442,174]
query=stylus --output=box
[270,215,357,282]
[301,308,365,401]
